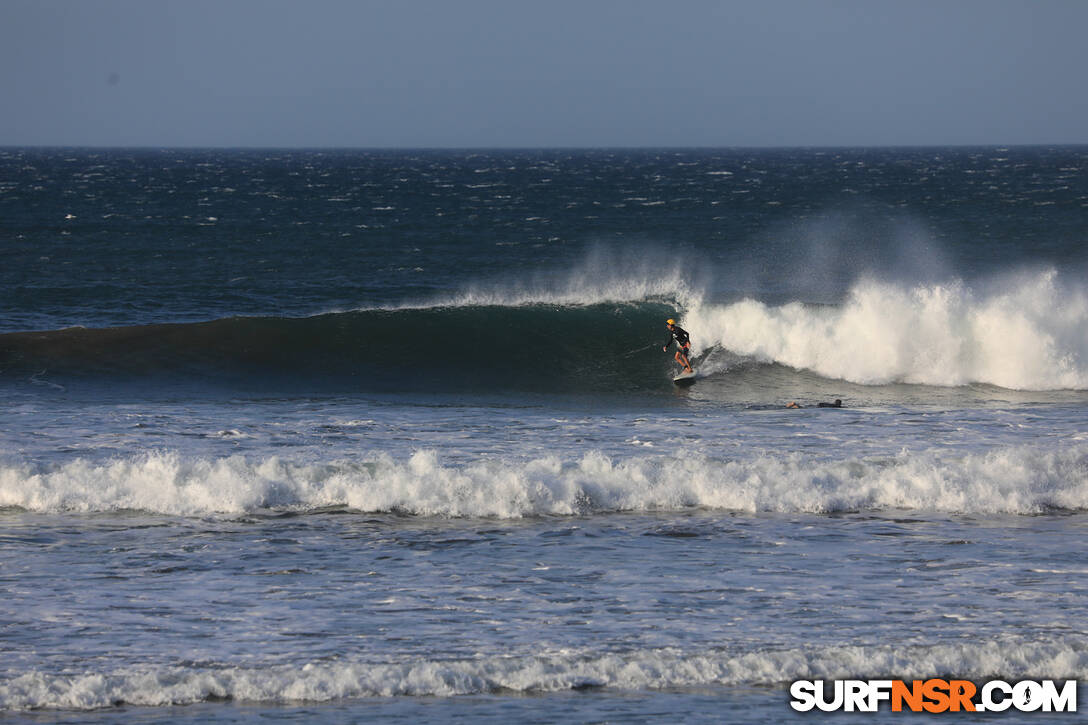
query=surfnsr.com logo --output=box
[790,679,1077,713]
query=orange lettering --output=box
[892,680,924,712]
[949,680,977,712]
[922,679,951,713]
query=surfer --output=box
[787,399,843,409]
[663,319,693,374]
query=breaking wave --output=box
[687,269,1088,390]
[2,639,1083,710]
[2,268,1084,393]
[3,443,1087,517]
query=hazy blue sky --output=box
[3,0,1087,148]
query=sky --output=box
[2,0,1087,148]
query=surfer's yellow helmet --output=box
[666,319,675,326]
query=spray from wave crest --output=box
[2,639,1083,710]
[3,444,1086,517]
[428,245,704,310]
[686,269,1088,390]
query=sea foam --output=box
[686,270,1088,390]
[2,639,1083,710]
[2,443,1086,517]
[362,266,1087,392]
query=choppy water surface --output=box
[2,147,1087,721]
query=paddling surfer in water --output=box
[787,399,843,409]
[663,319,694,374]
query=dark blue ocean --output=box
[2,147,1087,722]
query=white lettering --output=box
[868,679,893,711]
[980,680,1012,712]
[795,677,1077,713]
[1041,680,1077,712]
[844,680,868,712]
[789,680,817,712]
[816,680,844,712]
[1014,680,1044,712]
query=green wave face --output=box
[0,302,683,393]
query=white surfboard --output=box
[672,369,697,385]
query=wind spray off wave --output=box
[687,270,1088,390]
[426,246,705,310]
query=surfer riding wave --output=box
[663,319,694,374]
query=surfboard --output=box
[672,369,697,386]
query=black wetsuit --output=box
[664,325,691,354]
